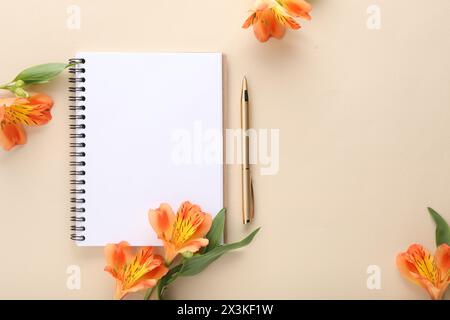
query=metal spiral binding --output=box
[69,58,86,241]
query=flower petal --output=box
[0,98,16,108]
[191,212,213,240]
[28,93,54,108]
[435,244,450,275]
[283,16,301,30]
[149,203,175,240]
[271,19,286,39]
[177,238,209,255]
[123,279,157,296]
[242,13,255,29]
[113,281,126,300]
[105,241,132,271]
[163,242,178,264]
[144,254,169,280]
[0,122,26,151]
[253,11,272,42]
[396,252,422,286]
[281,0,312,20]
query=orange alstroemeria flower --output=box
[0,93,53,151]
[149,201,212,264]
[397,243,450,300]
[104,241,168,300]
[242,0,312,42]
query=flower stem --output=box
[144,286,155,300]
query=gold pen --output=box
[241,76,254,224]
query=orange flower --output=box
[0,93,53,151]
[149,201,212,264]
[104,241,168,300]
[242,0,312,42]
[397,243,449,300]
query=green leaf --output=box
[14,63,70,85]
[428,207,450,246]
[204,208,226,253]
[143,286,155,300]
[179,227,261,277]
[146,226,261,300]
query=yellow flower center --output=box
[121,250,154,290]
[5,105,35,125]
[412,252,439,285]
[171,212,203,248]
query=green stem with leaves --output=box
[144,209,260,300]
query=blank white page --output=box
[73,52,223,246]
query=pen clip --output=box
[249,175,255,221]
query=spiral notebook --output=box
[69,52,223,246]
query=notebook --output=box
[69,52,223,246]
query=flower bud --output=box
[15,80,25,87]
[181,251,193,259]
[14,88,29,98]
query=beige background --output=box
[0,0,449,299]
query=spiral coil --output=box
[69,58,86,241]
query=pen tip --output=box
[242,76,248,88]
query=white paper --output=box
[73,52,223,246]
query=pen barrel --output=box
[241,91,253,224]
[242,167,254,224]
